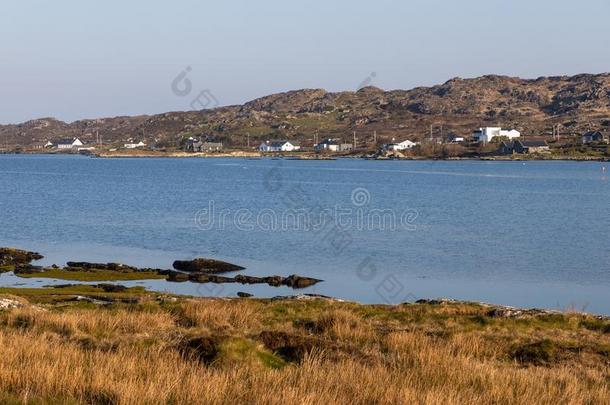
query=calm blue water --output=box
[0,155,609,313]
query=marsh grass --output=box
[16,268,166,281]
[0,293,607,404]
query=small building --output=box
[31,141,54,150]
[259,140,300,152]
[514,140,550,154]
[186,137,223,152]
[385,139,417,151]
[124,141,147,149]
[473,127,521,143]
[447,135,465,143]
[315,140,354,153]
[55,138,84,149]
[498,141,515,155]
[314,139,339,152]
[582,131,607,144]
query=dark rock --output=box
[166,271,190,282]
[237,292,253,298]
[0,248,43,266]
[172,258,245,273]
[96,284,128,293]
[282,275,322,289]
[234,275,265,284]
[263,276,285,287]
[188,273,236,283]
[13,265,44,274]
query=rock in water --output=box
[283,275,323,289]
[237,292,253,298]
[166,271,190,282]
[0,248,43,266]
[172,258,245,273]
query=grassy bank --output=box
[0,288,608,404]
[15,268,165,282]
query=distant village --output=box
[25,126,610,159]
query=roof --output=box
[317,139,339,146]
[56,138,75,145]
[267,140,299,147]
[583,131,605,138]
[518,140,548,147]
[500,141,515,148]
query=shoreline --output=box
[4,150,610,162]
[1,243,607,318]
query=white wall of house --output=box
[124,141,146,149]
[387,140,416,151]
[281,142,299,152]
[396,140,416,150]
[260,141,300,152]
[474,128,520,143]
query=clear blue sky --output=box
[1,0,609,123]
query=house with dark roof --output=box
[498,141,515,155]
[186,136,223,152]
[513,140,550,154]
[582,131,607,144]
[55,138,84,149]
[314,139,339,152]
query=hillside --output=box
[2,73,610,149]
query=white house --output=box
[56,138,84,149]
[473,127,520,143]
[385,139,417,151]
[448,135,465,143]
[259,141,301,152]
[314,139,340,152]
[124,141,147,149]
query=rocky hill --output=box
[2,73,610,149]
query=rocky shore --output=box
[0,247,323,290]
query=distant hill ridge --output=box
[2,73,609,148]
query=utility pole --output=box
[373,130,377,145]
[247,133,250,148]
[430,124,433,141]
[353,131,357,149]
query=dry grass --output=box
[0,294,607,404]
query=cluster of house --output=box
[33,137,148,151]
[186,137,223,152]
[471,127,551,154]
[313,139,353,152]
[259,140,301,152]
